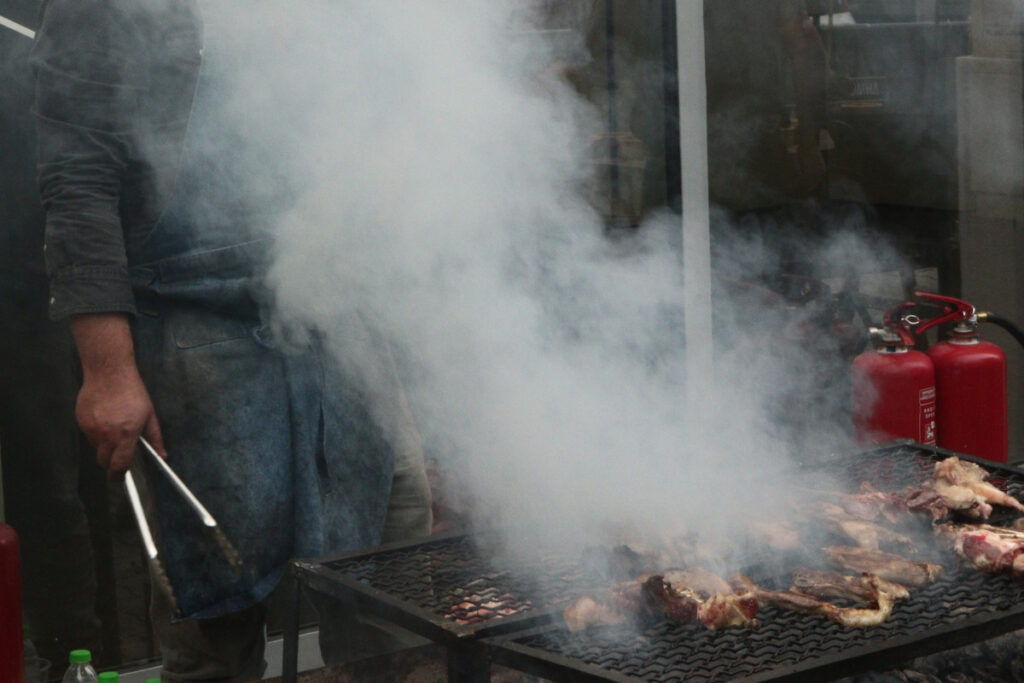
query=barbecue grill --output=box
[281,441,1024,682]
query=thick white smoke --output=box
[197,1,910,564]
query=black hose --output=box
[980,312,1024,351]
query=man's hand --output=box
[70,313,166,479]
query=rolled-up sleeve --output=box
[31,0,144,319]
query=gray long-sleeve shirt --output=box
[31,0,201,319]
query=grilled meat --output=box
[563,595,629,632]
[902,487,951,521]
[920,456,1024,520]
[644,572,757,629]
[643,575,702,622]
[808,502,916,552]
[936,458,1024,510]
[936,523,1024,576]
[662,567,732,597]
[731,572,905,628]
[565,567,758,632]
[696,591,759,629]
[791,568,909,603]
[563,576,648,632]
[838,485,905,524]
[823,546,943,587]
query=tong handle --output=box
[139,436,216,528]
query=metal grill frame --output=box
[281,441,1024,682]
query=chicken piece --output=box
[791,568,909,603]
[931,479,993,519]
[807,502,916,552]
[932,457,1024,515]
[729,573,899,628]
[936,523,1024,576]
[822,546,943,587]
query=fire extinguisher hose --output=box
[978,312,1024,351]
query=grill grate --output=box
[492,567,1024,682]
[486,443,1024,682]
[293,530,606,640]
[289,442,1024,681]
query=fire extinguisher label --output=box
[920,386,937,445]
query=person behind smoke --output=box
[30,0,432,680]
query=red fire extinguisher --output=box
[913,292,1008,463]
[0,521,24,683]
[851,302,937,446]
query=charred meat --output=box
[731,572,906,628]
[790,568,909,603]
[644,572,758,629]
[564,568,758,632]
[823,546,944,587]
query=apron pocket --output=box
[170,307,254,349]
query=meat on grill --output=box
[643,574,758,629]
[730,572,907,628]
[920,456,1024,520]
[823,546,944,587]
[936,523,1024,576]
[835,485,905,524]
[563,576,647,632]
[809,502,916,552]
[563,568,758,632]
[790,568,910,603]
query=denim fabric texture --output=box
[133,278,394,619]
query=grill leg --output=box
[281,569,301,683]
[448,642,491,683]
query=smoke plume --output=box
[190,0,910,565]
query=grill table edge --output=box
[485,604,1024,683]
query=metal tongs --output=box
[124,436,243,615]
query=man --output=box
[31,0,431,680]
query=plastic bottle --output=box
[97,673,118,683]
[24,637,41,683]
[62,650,98,683]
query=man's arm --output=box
[71,313,164,478]
[32,0,165,477]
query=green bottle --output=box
[97,673,118,683]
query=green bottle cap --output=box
[144,679,161,683]
[69,649,92,664]
[98,673,119,683]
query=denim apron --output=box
[129,4,394,620]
